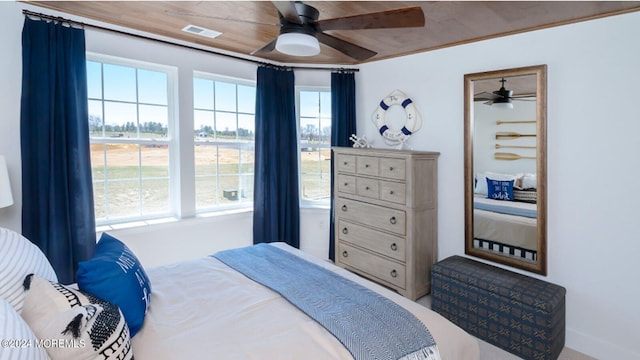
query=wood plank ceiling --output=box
[25,1,640,65]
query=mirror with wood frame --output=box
[464,65,547,275]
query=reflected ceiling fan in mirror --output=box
[170,1,425,61]
[474,78,536,109]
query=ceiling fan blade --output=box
[251,39,278,56]
[511,93,537,98]
[316,6,424,31]
[316,32,377,61]
[272,1,303,24]
[474,92,500,101]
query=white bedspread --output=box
[131,243,479,360]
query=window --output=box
[297,89,331,205]
[87,53,330,227]
[193,74,255,212]
[87,55,175,225]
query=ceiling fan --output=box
[171,1,425,61]
[474,78,536,109]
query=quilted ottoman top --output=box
[433,256,566,313]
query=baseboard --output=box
[567,328,640,360]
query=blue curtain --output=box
[329,72,357,261]
[20,18,96,284]
[253,66,300,248]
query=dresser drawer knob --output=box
[342,227,348,235]
[344,182,348,186]
[365,164,370,168]
[341,205,347,212]
[389,190,394,195]
[389,166,394,171]
[390,243,397,251]
[365,186,370,190]
[343,161,348,166]
[342,250,348,258]
[389,216,397,225]
[390,269,397,278]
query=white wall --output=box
[474,101,537,175]
[357,11,640,360]
[2,2,639,358]
[106,208,330,268]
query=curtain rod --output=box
[22,9,359,73]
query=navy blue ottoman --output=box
[431,256,566,360]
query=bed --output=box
[473,196,538,261]
[1,227,479,360]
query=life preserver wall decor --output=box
[372,89,422,147]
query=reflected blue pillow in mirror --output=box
[486,178,515,201]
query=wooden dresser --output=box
[333,147,439,300]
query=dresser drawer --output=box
[336,153,356,173]
[336,198,406,236]
[338,243,406,289]
[379,158,406,180]
[379,180,406,204]
[356,177,379,199]
[337,174,356,194]
[337,220,406,262]
[356,156,379,176]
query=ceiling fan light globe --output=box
[493,101,514,110]
[275,33,320,57]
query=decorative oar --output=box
[495,132,536,140]
[496,120,536,125]
[495,152,536,160]
[495,144,536,149]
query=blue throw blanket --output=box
[212,244,439,360]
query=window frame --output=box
[192,71,256,214]
[296,86,332,208]
[87,53,178,227]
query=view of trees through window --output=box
[88,117,167,138]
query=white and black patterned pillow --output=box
[514,188,537,203]
[0,296,49,360]
[0,227,57,313]
[21,274,133,360]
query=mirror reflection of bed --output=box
[473,195,537,262]
[472,75,538,263]
[464,65,547,275]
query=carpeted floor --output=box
[477,338,597,360]
[416,296,598,360]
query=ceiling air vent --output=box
[182,24,222,39]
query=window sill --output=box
[96,216,179,233]
[300,204,330,211]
